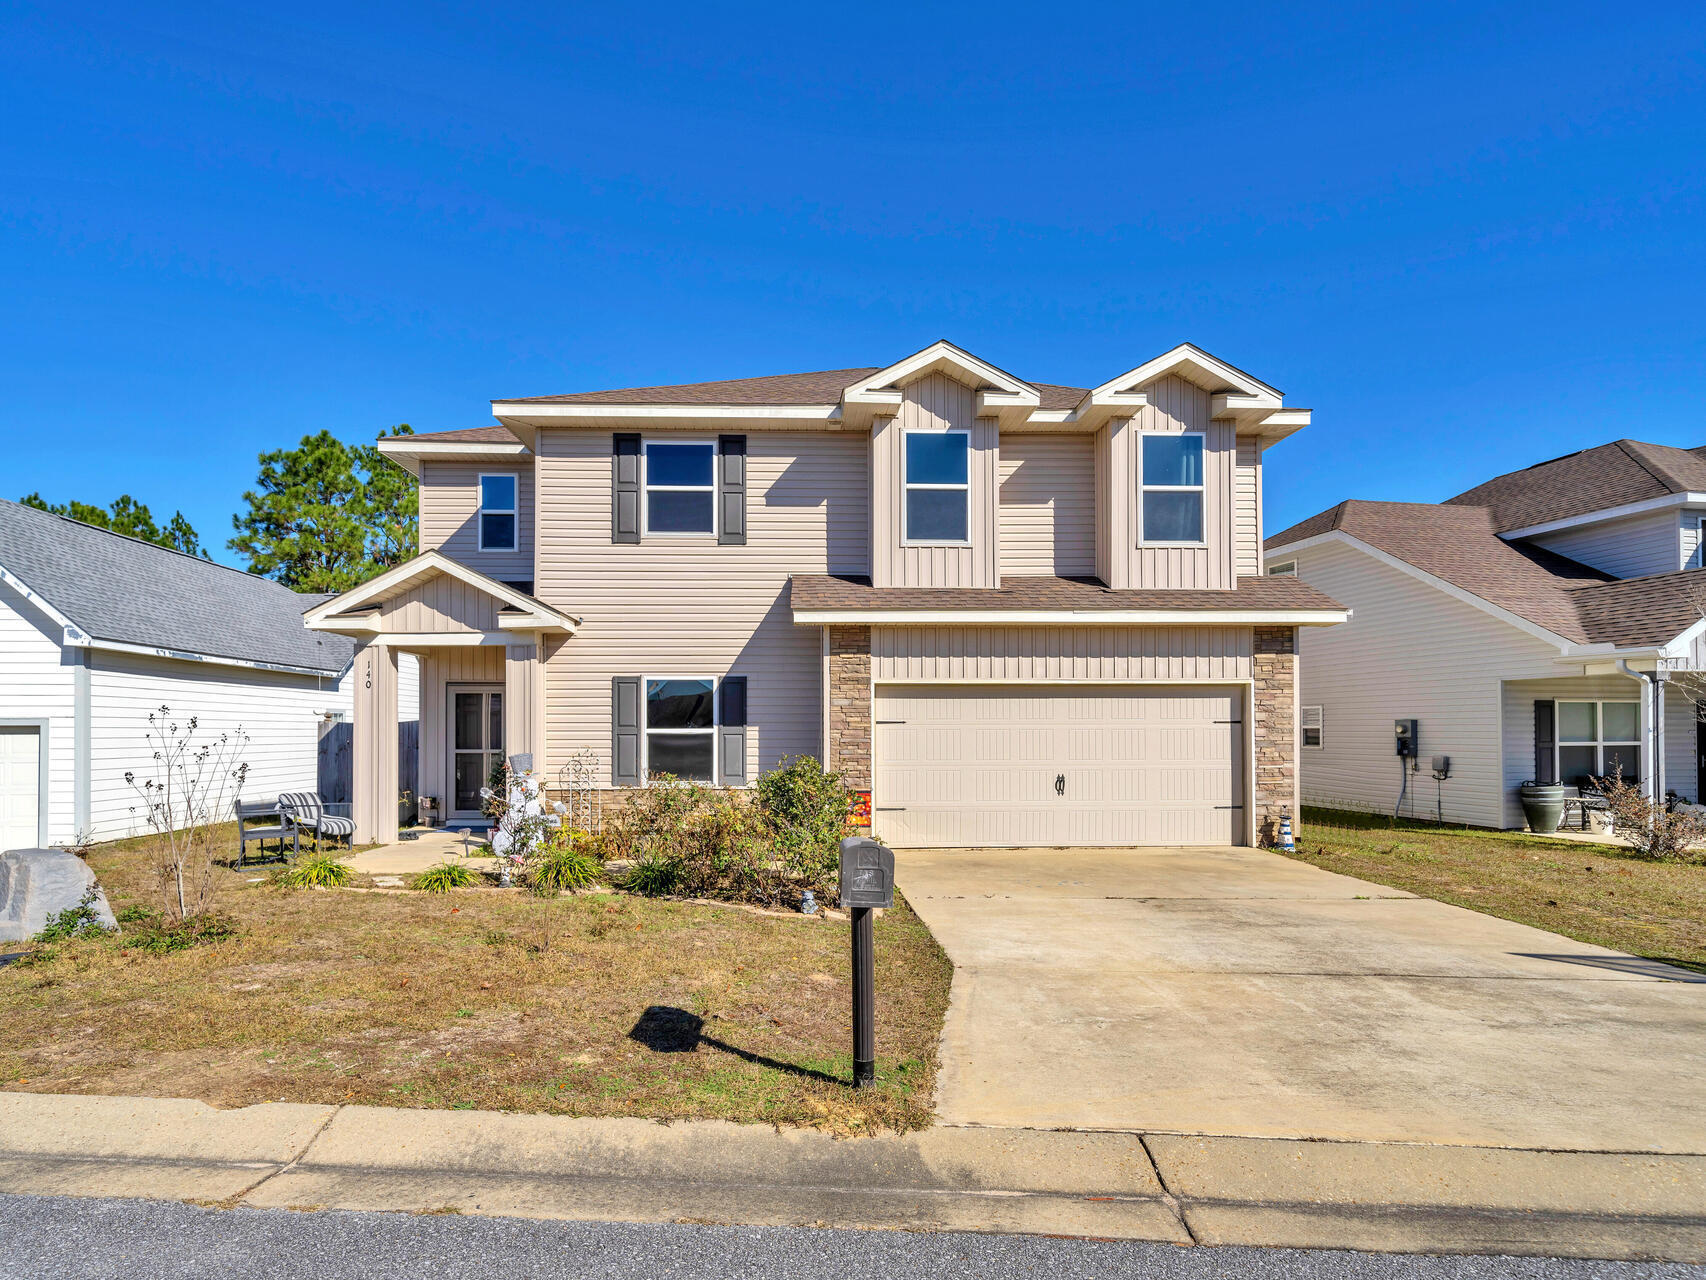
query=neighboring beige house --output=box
[306,341,1346,848]
[1266,439,1706,829]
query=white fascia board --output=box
[1264,529,1582,652]
[1089,343,1282,401]
[1660,615,1706,660]
[793,608,1349,626]
[491,402,840,424]
[303,549,577,632]
[376,438,530,478]
[1499,492,1706,541]
[85,636,339,679]
[497,613,576,633]
[366,631,513,648]
[0,561,88,645]
[844,341,1037,402]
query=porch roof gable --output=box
[302,550,578,638]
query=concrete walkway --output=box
[2,1091,1703,1260]
[345,830,495,878]
[896,847,1706,1151]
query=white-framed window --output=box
[902,429,970,544]
[1267,560,1297,577]
[1301,705,1323,748]
[1139,432,1206,544]
[1556,700,1640,787]
[645,676,717,781]
[643,440,717,535]
[478,474,518,551]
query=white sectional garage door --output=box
[873,684,1243,848]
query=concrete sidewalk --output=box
[2,1092,1703,1262]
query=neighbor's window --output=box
[646,677,715,781]
[1557,700,1640,787]
[1140,433,1205,543]
[903,430,970,542]
[644,441,716,534]
[478,474,518,551]
[1301,705,1323,748]
[1267,561,1297,577]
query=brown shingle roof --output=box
[496,368,1094,409]
[1571,570,1706,647]
[788,573,1343,614]
[1444,440,1706,532]
[382,426,520,444]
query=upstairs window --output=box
[646,677,715,780]
[644,441,716,534]
[1140,433,1205,544]
[904,430,969,543]
[478,474,518,551]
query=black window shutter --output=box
[718,676,748,787]
[718,434,746,545]
[612,434,641,544]
[612,676,642,785]
[1533,700,1556,784]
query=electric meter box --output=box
[1394,720,1419,757]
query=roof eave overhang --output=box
[491,402,845,445]
[304,550,579,636]
[792,607,1349,626]
[376,438,532,478]
[840,340,1042,431]
[1499,492,1706,541]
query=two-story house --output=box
[306,341,1345,848]
[1265,439,1706,829]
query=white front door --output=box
[874,684,1244,848]
[449,687,504,820]
[0,726,42,851]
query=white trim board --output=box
[794,608,1349,626]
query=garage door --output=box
[873,684,1243,848]
[0,726,41,852]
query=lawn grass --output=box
[0,831,953,1133]
[1288,809,1706,975]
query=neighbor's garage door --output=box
[873,684,1243,848]
[0,726,41,852]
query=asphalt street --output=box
[0,1193,1697,1280]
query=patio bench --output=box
[277,792,357,851]
[235,799,292,867]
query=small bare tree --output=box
[1598,768,1706,863]
[125,707,251,921]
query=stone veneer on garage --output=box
[824,623,1302,847]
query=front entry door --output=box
[450,686,504,820]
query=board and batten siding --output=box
[871,374,999,588]
[1233,436,1263,579]
[0,580,77,845]
[533,428,870,786]
[996,434,1095,577]
[1522,508,1684,580]
[1289,538,1572,829]
[416,645,505,811]
[87,651,351,840]
[418,460,534,582]
[377,575,505,634]
[872,625,1254,683]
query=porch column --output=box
[504,639,546,773]
[352,641,400,845]
[826,625,872,789]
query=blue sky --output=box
[4,1,1703,567]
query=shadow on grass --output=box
[628,1005,845,1086]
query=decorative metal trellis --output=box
[555,747,603,836]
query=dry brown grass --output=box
[0,830,953,1133]
[1290,809,1706,975]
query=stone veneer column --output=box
[826,625,872,789]
[1251,625,1297,846]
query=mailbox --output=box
[839,837,895,910]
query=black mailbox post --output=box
[838,836,894,1088]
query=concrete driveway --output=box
[897,846,1706,1152]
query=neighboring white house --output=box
[1266,439,1706,829]
[0,498,417,849]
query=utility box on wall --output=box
[1394,719,1419,757]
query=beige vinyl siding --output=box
[418,461,534,582]
[1094,422,1114,586]
[1127,375,1236,590]
[996,435,1095,577]
[1289,538,1569,829]
[1522,508,1684,579]
[87,651,350,841]
[378,575,504,633]
[535,429,870,785]
[1233,435,1263,579]
[871,373,999,587]
[0,580,76,844]
[416,646,505,811]
[872,625,1253,682]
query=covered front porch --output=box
[305,551,578,843]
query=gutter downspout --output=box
[1616,659,1665,805]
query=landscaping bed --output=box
[1290,809,1706,975]
[0,830,953,1134]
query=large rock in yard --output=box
[0,848,117,942]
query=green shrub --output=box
[274,853,353,889]
[621,854,686,897]
[411,861,482,893]
[123,912,239,954]
[31,887,112,944]
[755,755,852,885]
[528,842,603,895]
